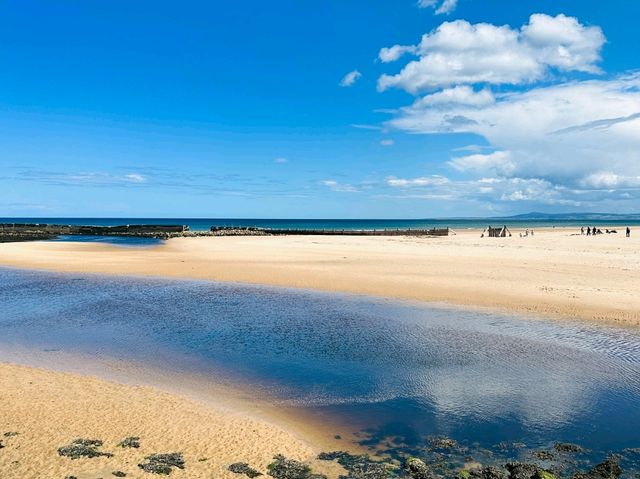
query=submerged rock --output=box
[138,452,185,475]
[268,455,311,479]
[531,451,554,461]
[118,436,140,449]
[57,439,113,459]
[554,443,584,454]
[428,436,458,451]
[403,457,436,479]
[572,457,622,479]
[229,462,263,478]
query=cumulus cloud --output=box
[413,86,495,107]
[378,14,605,92]
[339,70,362,87]
[417,0,459,15]
[449,151,514,176]
[389,74,640,188]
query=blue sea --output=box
[2,216,640,232]
[1,268,639,476]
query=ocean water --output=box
[2,217,640,232]
[1,268,639,475]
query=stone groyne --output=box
[209,226,451,236]
[0,223,189,242]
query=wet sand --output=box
[0,228,638,325]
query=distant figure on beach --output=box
[587,227,591,236]
[627,227,631,238]
[531,230,534,236]
[581,227,585,235]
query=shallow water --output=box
[1,268,639,474]
[50,234,164,247]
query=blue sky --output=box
[1,0,639,218]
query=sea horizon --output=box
[3,214,640,232]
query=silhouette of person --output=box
[627,227,631,238]
[587,227,591,236]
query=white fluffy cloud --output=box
[389,74,640,186]
[378,14,605,92]
[386,175,449,187]
[322,180,360,193]
[339,70,362,87]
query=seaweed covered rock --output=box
[229,462,264,478]
[112,472,127,477]
[467,466,507,479]
[572,457,622,479]
[317,451,393,479]
[118,436,141,449]
[505,463,558,479]
[57,439,113,459]
[404,457,436,479]
[138,452,185,475]
[554,443,584,454]
[268,455,312,479]
[428,436,458,451]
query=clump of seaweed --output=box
[118,436,141,449]
[138,452,185,475]
[318,451,393,479]
[112,471,127,477]
[57,438,113,459]
[268,455,312,479]
[229,462,263,478]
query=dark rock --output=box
[267,455,311,479]
[112,472,127,477]
[118,436,141,449]
[554,443,584,454]
[0,440,4,449]
[428,436,458,450]
[531,451,554,461]
[308,475,328,479]
[468,466,507,479]
[138,452,185,475]
[506,463,540,479]
[229,462,263,478]
[572,457,622,479]
[64,476,79,479]
[404,457,436,479]
[340,461,391,479]
[317,451,392,479]
[57,439,113,459]
[3,432,19,437]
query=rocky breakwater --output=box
[0,223,190,242]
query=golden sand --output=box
[0,228,638,325]
[0,362,347,479]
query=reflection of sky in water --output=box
[1,267,639,456]
[50,235,164,247]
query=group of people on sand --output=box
[581,226,631,237]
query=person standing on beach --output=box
[587,226,591,236]
[581,226,585,235]
[627,227,631,238]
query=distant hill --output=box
[498,212,640,221]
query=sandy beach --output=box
[2,229,639,478]
[0,228,638,326]
[0,361,348,479]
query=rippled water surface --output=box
[1,268,639,473]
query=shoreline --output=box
[0,228,638,326]
[0,360,349,479]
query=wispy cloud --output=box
[380,139,395,146]
[322,179,360,193]
[339,70,362,87]
[273,157,288,164]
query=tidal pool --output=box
[1,268,639,476]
